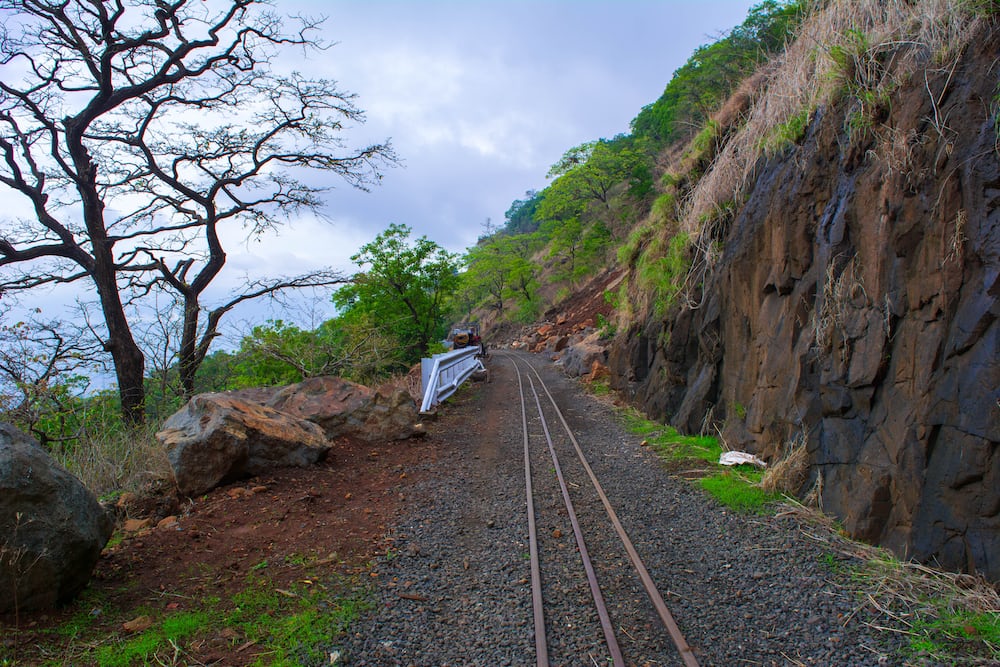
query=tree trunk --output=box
[178,296,201,400]
[73,139,147,425]
[92,261,146,426]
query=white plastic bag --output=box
[719,451,767,467]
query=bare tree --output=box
[0,0,395,424]
[0,305,105,446]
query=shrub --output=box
[636,231,693,314]
[759,106,813,156]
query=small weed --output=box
[249,559,269,571]
[282,553,310,567]
[700,471,778,513]
[759,106,812,156]
[94,610,210,667]
[104,531,125,550]
[595,313,615,338]
[621,409,721,464]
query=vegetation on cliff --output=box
[3,0,998,662]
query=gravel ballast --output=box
[334,351,906,666]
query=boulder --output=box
[586,359,611,383]
[266,376,418,442]
[559,332,608,378]
[0,423,113,612]
[157,393,329,497]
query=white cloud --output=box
[4,0,763,336]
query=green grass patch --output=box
[620,408,779,514]
[759,106,812,157]
[587,379,613,397]
[699,471,778,513]
[93,610,210,667]
[621,409,721,464]
[16,571,372,667]
[847,555,1000,664]
[630,230,692,316]
[227,575,371,666]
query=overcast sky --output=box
[5,0,760,338]
[218,0,759,323]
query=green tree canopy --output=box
[535,138,653,222]
[504,191,543,235]
[630,0,804,145]
[462,234,541,317]
[334,224,460,359]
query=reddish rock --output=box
[588,360,611,382]
[267,376,418,442]
[157,393,329,497]
[123,518,152,532]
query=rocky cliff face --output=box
[610,27,999,580]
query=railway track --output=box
[504,352,699,667]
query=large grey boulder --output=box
[0,423,113,612]
[559,331,609,378]
[157,393,330,497]
[266,376,419,442]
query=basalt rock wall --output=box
[610,28,999,579]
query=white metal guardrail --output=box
[420,346,486,413]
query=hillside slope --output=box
[609,9,999,580]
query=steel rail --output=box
[512,358,549,667]
[524,360,700,667]
[525,370,626,667]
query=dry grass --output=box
[813,253,868,350]
[53,424,172,500]
[761,431,811,494]
[778,497,1000,662]
[679,0,988,239]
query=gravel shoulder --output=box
[335,351,906,666]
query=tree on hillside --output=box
[0,0,395,423]
[462,234,540,316]
[229,315,403,388]
[0,308,104,446]
[543,217,611,286]
[630,0,804,145]
[536,138,652,223]
[334,224,460,359]
[504,190,542,235]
